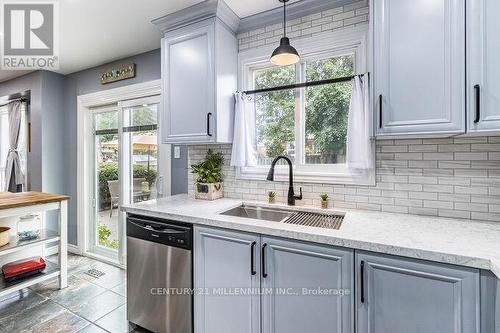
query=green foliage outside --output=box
[98,224,118,249]
[255,55,354,164]
[98,162,157,209]
[255,65,296,158]
[190,149,225,183]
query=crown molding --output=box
[152,0,239,34]
[238,0,354,33]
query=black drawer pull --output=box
[474,85,480,124]
[207,112,212,136]
[360,260,365,303]
[250,241,257,276]
[378,95,383,129]
[262,243,268,278]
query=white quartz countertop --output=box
[122,194,500,279]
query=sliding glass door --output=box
[92,106,121,260]
[89,96,161,264]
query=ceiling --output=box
[0,0,300,83]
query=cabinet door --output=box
[194,227,260,333]
[261,237,354,333]
[162,23,215,143]
[356,252,479,333]
[374,0,465,136]
[467,0,500,133]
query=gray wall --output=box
[63,49,187,244]
[0,71,67,230]
[0,48,189,245]
[171,147,188,195]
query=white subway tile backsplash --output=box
[439,209,471,219]
[198,5,500,223]
[239,4,368,52]
[409,207,438,216]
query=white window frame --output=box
[237,25,374,185]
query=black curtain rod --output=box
[242,73,367,95]
[0,97,28,108]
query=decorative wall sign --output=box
[100,63,136,84]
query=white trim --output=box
[237,25,374,185]
[68,244,82,255]
[77,80,166,257]
[83,250,126,270]
[45,244,59,256]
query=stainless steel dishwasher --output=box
[127,214,193,333]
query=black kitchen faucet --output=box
[266,155,302,206]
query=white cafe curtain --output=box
[346,75,373,170]
[4,100,25,192]
[230,92,257,167]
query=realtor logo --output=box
[1,1,59,70]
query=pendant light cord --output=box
[283,0,287,37]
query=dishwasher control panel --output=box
[126,214,192,250]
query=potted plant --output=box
[320,193,329,209]
[268,191,276,204]
[191,149,225,200]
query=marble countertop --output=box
[122,194,500,279]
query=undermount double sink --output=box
[220,204,345,230]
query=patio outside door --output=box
[90,96,161,264]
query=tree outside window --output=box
[252,54,355,166]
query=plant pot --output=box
[268,197,276,204]
[195,182,224,201]
[320,200,328,209]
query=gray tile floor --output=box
[0,254,147,333]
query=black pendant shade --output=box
[270,37,300,66]
[270,0,300,66]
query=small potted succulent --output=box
[320,193,329,209]
[268,191,276,204]
[191,149,225,200]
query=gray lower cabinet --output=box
[261,236,354,333]
[194,226,261,333]
[480,270,500,333]
[356,251,480,333]
[194,226,354,333]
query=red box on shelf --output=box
[2,256,46,282]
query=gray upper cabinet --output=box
[261,236,354,333]
[467,0,500,134]
[356,251,480,333]
[194,226,261,333]
[154,1,238,144]
[374,0,466,137]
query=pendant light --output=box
[270,0,300,66]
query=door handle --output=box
[360,260,365,303]
[262,243,268,278]
[250,241,257,276]
[155,175,164,198]
[207,113,212,137]
[474,85,480,124]
[378,95,383,129]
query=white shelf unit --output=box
[0,200,68,298]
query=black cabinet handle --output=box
[262,243,268,278]
[207,112,212,136]
[474,85,480,124]
[250,241,257,276]
[378,95,383,129]
[360,260,365,303]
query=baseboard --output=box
[45,245,59,256]
[44,244,82,256]
[68,244,82,255]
